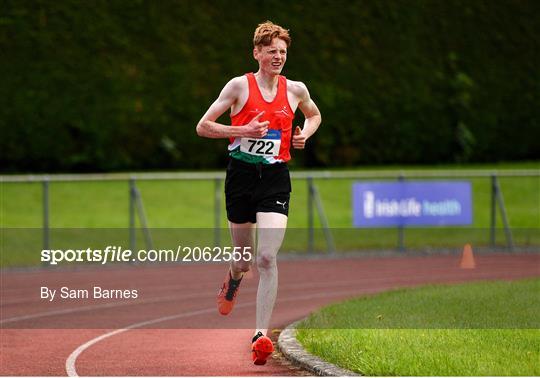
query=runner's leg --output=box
[229,221,256,279]
[254,212,287,335]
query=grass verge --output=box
[296,278,540,376]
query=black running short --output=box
[225,158,291,224]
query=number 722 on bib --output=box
[240,129,282,156]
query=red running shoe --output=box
[251,331,274,365]
[217,270,242,315]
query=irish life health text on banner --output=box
[353,181,473,227]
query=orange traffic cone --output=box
[460,243,476,269]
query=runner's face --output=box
[254,38,287,75]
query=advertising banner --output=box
[353,181,473,227]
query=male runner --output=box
[196,21,321,365]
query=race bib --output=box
[240,130,281,156]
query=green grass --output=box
[296,278,540,376]
[0,180,220,228]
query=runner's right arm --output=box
[196,78,269,139]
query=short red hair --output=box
[253,21,291,48]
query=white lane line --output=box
[1,279,371,325]
[1,293,202,325]
[0,283,212,305]
[1,269,508,325]
[65,306,221,377]
[65,288,364,377]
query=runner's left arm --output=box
[292,82,321,149]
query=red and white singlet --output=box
[228,73,295,164]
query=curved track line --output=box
[1,278,383,324]
[65,288,363,377]
[65,306,220,377]
[2,266,517,325]
[0,282,214,306]
[1,293,203,325]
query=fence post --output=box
[133,184,153,250]
[311,183,336,254]
[307,176,314,253]
[214,178,221,247]
[397,174,405,251]
[490,174,496,247]
[129,178,136,252]
[493,176,514,251]
[43,178,50,251]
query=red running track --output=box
[1,253,539,376]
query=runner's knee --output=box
[257,253,276,271]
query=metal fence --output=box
[1,168,539,252]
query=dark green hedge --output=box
[1,0,539,172]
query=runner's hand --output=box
[292,126,306,149]
[244,111,269,138]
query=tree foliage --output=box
[1,0,539,172]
